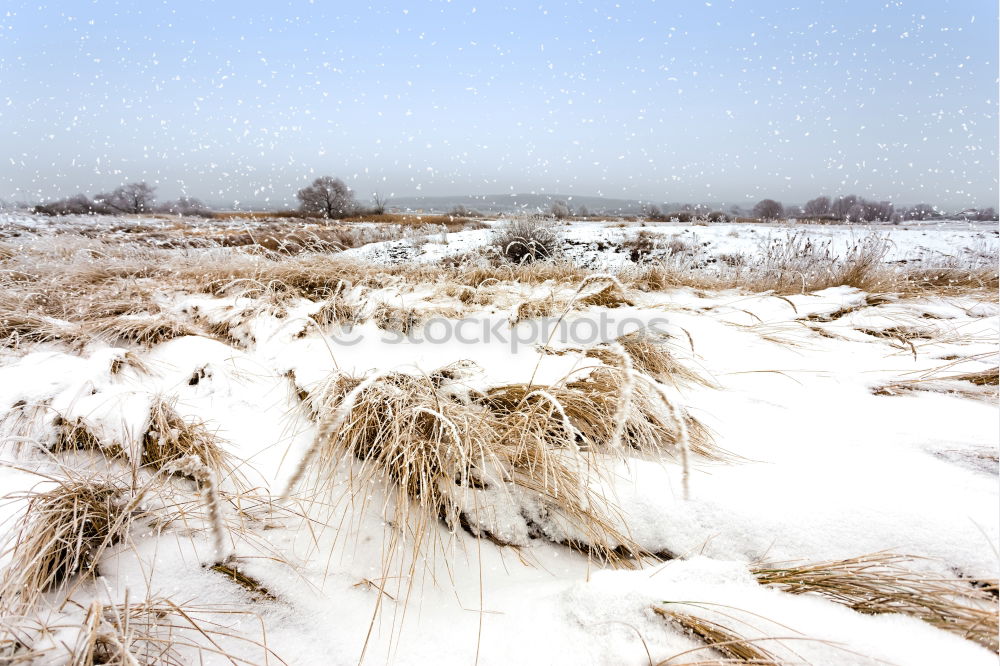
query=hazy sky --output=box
[1,0,996,208]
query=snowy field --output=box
[0,213,996,665]
[340,218,998,267]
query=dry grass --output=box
[479,368,719,462]
[371,303,424,334]
[0,475,146,612]
[0,309,72,349]
[287,368,660,569]
[50,416,119,457]
[622,231,998,296]
[0,400,55,453]
[545,331,716,389]
[491,217,561,263]
[142,399,243,489]
[90,313,198,347]
[509,294,562,324]
[577,280,634,308]
[66,595,286,665]
[309,295,365,328]
[285,358,722,582]
[871,357,1000,402]
[370,302,463,333]
[872,371,999,402]
[652,605,781,664]
[753,553,999,652]
[342,212,487,232]
[108,350,151,376]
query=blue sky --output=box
[0,0,996,208]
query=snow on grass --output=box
[0,214,995,664]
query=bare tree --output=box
[842,198,894,222]
[94,182,157,214]
[862,200,894,222]
[902,203,937,221]
[296,176,356,218]
[159,196,211,217]
[804,196,831,216]
[576,204,590,218]
[831,194,858,220]
[371,192,389,215]
[549,200,571,219]
[642,204,667,221]
[752,199,784,220]
[33,194,105,215]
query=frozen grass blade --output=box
[753,552,999,652]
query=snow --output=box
[0,217,996,664]
[339,219,999,267]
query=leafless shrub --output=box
[621,231,657,262]
[549,200,571,219]
[491,218,561,263]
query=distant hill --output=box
[386,193,651,215]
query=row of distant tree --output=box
[25,178,999,222]
[31,182,212,217]
[637,196,996,223]
[29,176,375,219]
[791,195,996,222]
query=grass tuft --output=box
[753,553,999,652]
[652,604,781,664]
[0,476,146,612]
[142,399,242,489]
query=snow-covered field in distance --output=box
[340,217,998,266]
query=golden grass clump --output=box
[0,400,54,453]
[287,361,721,570]
[576,280,634,308]
[142,399,242,489]
[652,605,781,665]
[0,310,72,349]
[753,553,999,652]
[509,295,561,324]
[287,369,647,565]
[0,477,144,612]
[370,302,463,333]
[451,259,589,289]
[309,296,365,328]
[620,231,997,296]
[108,350,151,376]
[89,313,199,347]
[479,367,720,462]
[371,302,423,334]
[547,331,716,389]
[50,416,111,456]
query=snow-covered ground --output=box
[0,215,996,665]
[340,219,998,267]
